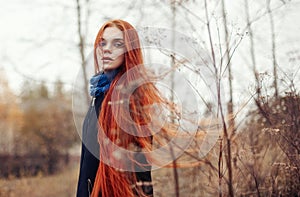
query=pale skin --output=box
[96,26,125,73]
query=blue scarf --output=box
[89,69,120,97]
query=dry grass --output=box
[0,162,79,197]
[0,134,297,197]
[0,157,212,197]
[152,150,218,197]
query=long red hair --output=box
[91,19,163,197]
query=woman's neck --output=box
[103,68,121,81]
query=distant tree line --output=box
[0,77,78,177]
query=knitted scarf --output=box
[89,69,120,97]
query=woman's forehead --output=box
[102,27,124,40]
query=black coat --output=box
[76,95,153,197]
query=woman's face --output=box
[97,26,125,72]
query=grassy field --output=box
[0,163,79,197]
[0,148,216,197]
[0,149,291,197]
[0,161,202,197]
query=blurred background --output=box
[0,0,299,196]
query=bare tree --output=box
[245,0,260,99]
[170,1,180,196]
[221,0,235,137]
[266,0,279,98]
[75,0,90,105]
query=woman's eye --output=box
[99,41,106,47]
[114,42,124,48]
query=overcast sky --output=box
[1,0,299,100]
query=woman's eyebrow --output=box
[101,37,124,41]
[113,38,124,41]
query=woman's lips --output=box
[102,57,113,61]
[102,57,113,64]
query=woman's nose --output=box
[103,43,112,53]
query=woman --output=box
[77,19,164,197]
